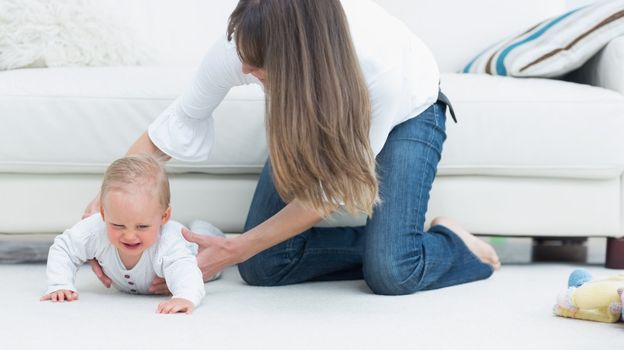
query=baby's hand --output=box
[40,289,79,302]
[157,298,194,314]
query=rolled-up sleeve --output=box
[148,35,256,162]
[148,99,216,161]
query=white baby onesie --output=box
[45,214,205,306]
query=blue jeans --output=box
[238,101,493,295]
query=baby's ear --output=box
[161,206,172,224]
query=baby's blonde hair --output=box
[100,154,170,210]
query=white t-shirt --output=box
[148,0,439,161]
[45,214,205,307]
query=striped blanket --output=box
[462,0,624,78]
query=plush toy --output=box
[553,269,624,323]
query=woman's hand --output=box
[157,298,194,314]
[182,228,243,280]
[149,228,246,295]
[82,193,101,219]
[40,289,79,302]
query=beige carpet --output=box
[2,261,623,350]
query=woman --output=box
[85,0,500,295]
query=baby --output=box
[40,154,223,314]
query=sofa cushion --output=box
[0,66,267,174]
[440,73,624,178]
[1,67,622,179]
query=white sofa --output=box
[1,0,623,264]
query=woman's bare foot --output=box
[430,216,501,271]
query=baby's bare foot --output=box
[430,217,501,271]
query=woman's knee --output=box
[237,262,272,286]
[363,254,425,296]
[237,257,282,286]
[237,241,299,287]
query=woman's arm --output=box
[195,199,323,277]
[88,36,253,286]
[149,200,324,293]
[235,200,324,261]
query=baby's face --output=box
[101,189,169,258]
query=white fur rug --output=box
[2,263,623,350]
[0,0,150,70]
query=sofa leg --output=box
[605,237,624,269]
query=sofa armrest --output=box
[568,36,624,95]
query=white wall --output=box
[101,0,573,71]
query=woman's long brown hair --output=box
[228,0,379,217]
